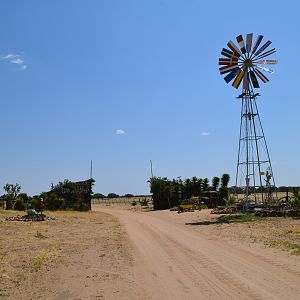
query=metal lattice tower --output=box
[219,33,278,203]
[235,90,275,203]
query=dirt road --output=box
[95,207,300,300]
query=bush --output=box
[14,199,27,211]
[131,200,137,206]
[73,202,89,211]
[225,195,236,206]
[30,197,39,209]
[290,197,300,208]
[291,189,300,207]
[139,198,149,207]
[46,193,65,211]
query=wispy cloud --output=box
[116,129,125,135]
[201,132,211,136]
[1,53,27,70]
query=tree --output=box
[219,174,230,200]
[184,179,192,199]
[191,176,199,196]
[3,183,21,209]
[202,178,209,191]
[212,177,220,191]
[149,177,180,210]
[107,193,119,198]
[4,183,21,198]
[124,194,134,198]
[93,193,106,199]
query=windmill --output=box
[219,33,278,204]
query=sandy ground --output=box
[94,205,300,300]
[1,207,300,299]
[0,210,141,300]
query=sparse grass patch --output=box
[264,240,300,255]
[35,231,47,239]
[214,213,300,255]
[217,214,268,223]
[0,292,9,298]
[285,227,300,235]
[29,248,58,272]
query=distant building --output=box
[48,179,94,211]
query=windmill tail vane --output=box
[219,33,278,90]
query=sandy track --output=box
[95,207,300,300]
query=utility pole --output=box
[150,160,154,178]
[90,160,93,179]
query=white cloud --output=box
[1,53,27,71]
[3,54,16,59]
[10,58,24,64]
[201,132,211,136]
[116,129,125,135]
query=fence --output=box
[92,196,152,206]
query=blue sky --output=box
[0,0,299,196]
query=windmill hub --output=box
[243,59,252,69]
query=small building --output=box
[48,179,94,211]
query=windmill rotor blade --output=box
[224,68,239,83]
[219,65,240,75]
[219,58,238,65]
[256,65,274,74]
[246,33,253,53]
[249,70,260,88]
[227,40,242,56]
[254,67,269,83]
[221,48,239,59]
[251,35,264,54]
[255,48,276,60]
[243,71,250,90]
[254,40,272,57]
[232,69,244,89]
[236,34,246,54]
[256,59,278,65]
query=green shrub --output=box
[73,202,89,211]
[46,193,65,211]
[225,195,236,206]
[14,199,27,211]
[30,197,39,209]
[290,197,300,208]
[291,189,300,207]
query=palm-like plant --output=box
[212,177,220,191]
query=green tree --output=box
[219,174,230,200]
[149,177,180,210]
[212,177,220,191]
[93,193,106,199]
[191,176,199,196]
[124,193,134,198]
[107,193,119,198]
[197,178,203,194]
[202,178,209,191]
[184,178,192,199]
[3,183,21,209]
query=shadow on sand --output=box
[185,219,227,226]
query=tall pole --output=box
[150,160,154,178]
[90,160,93,179]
